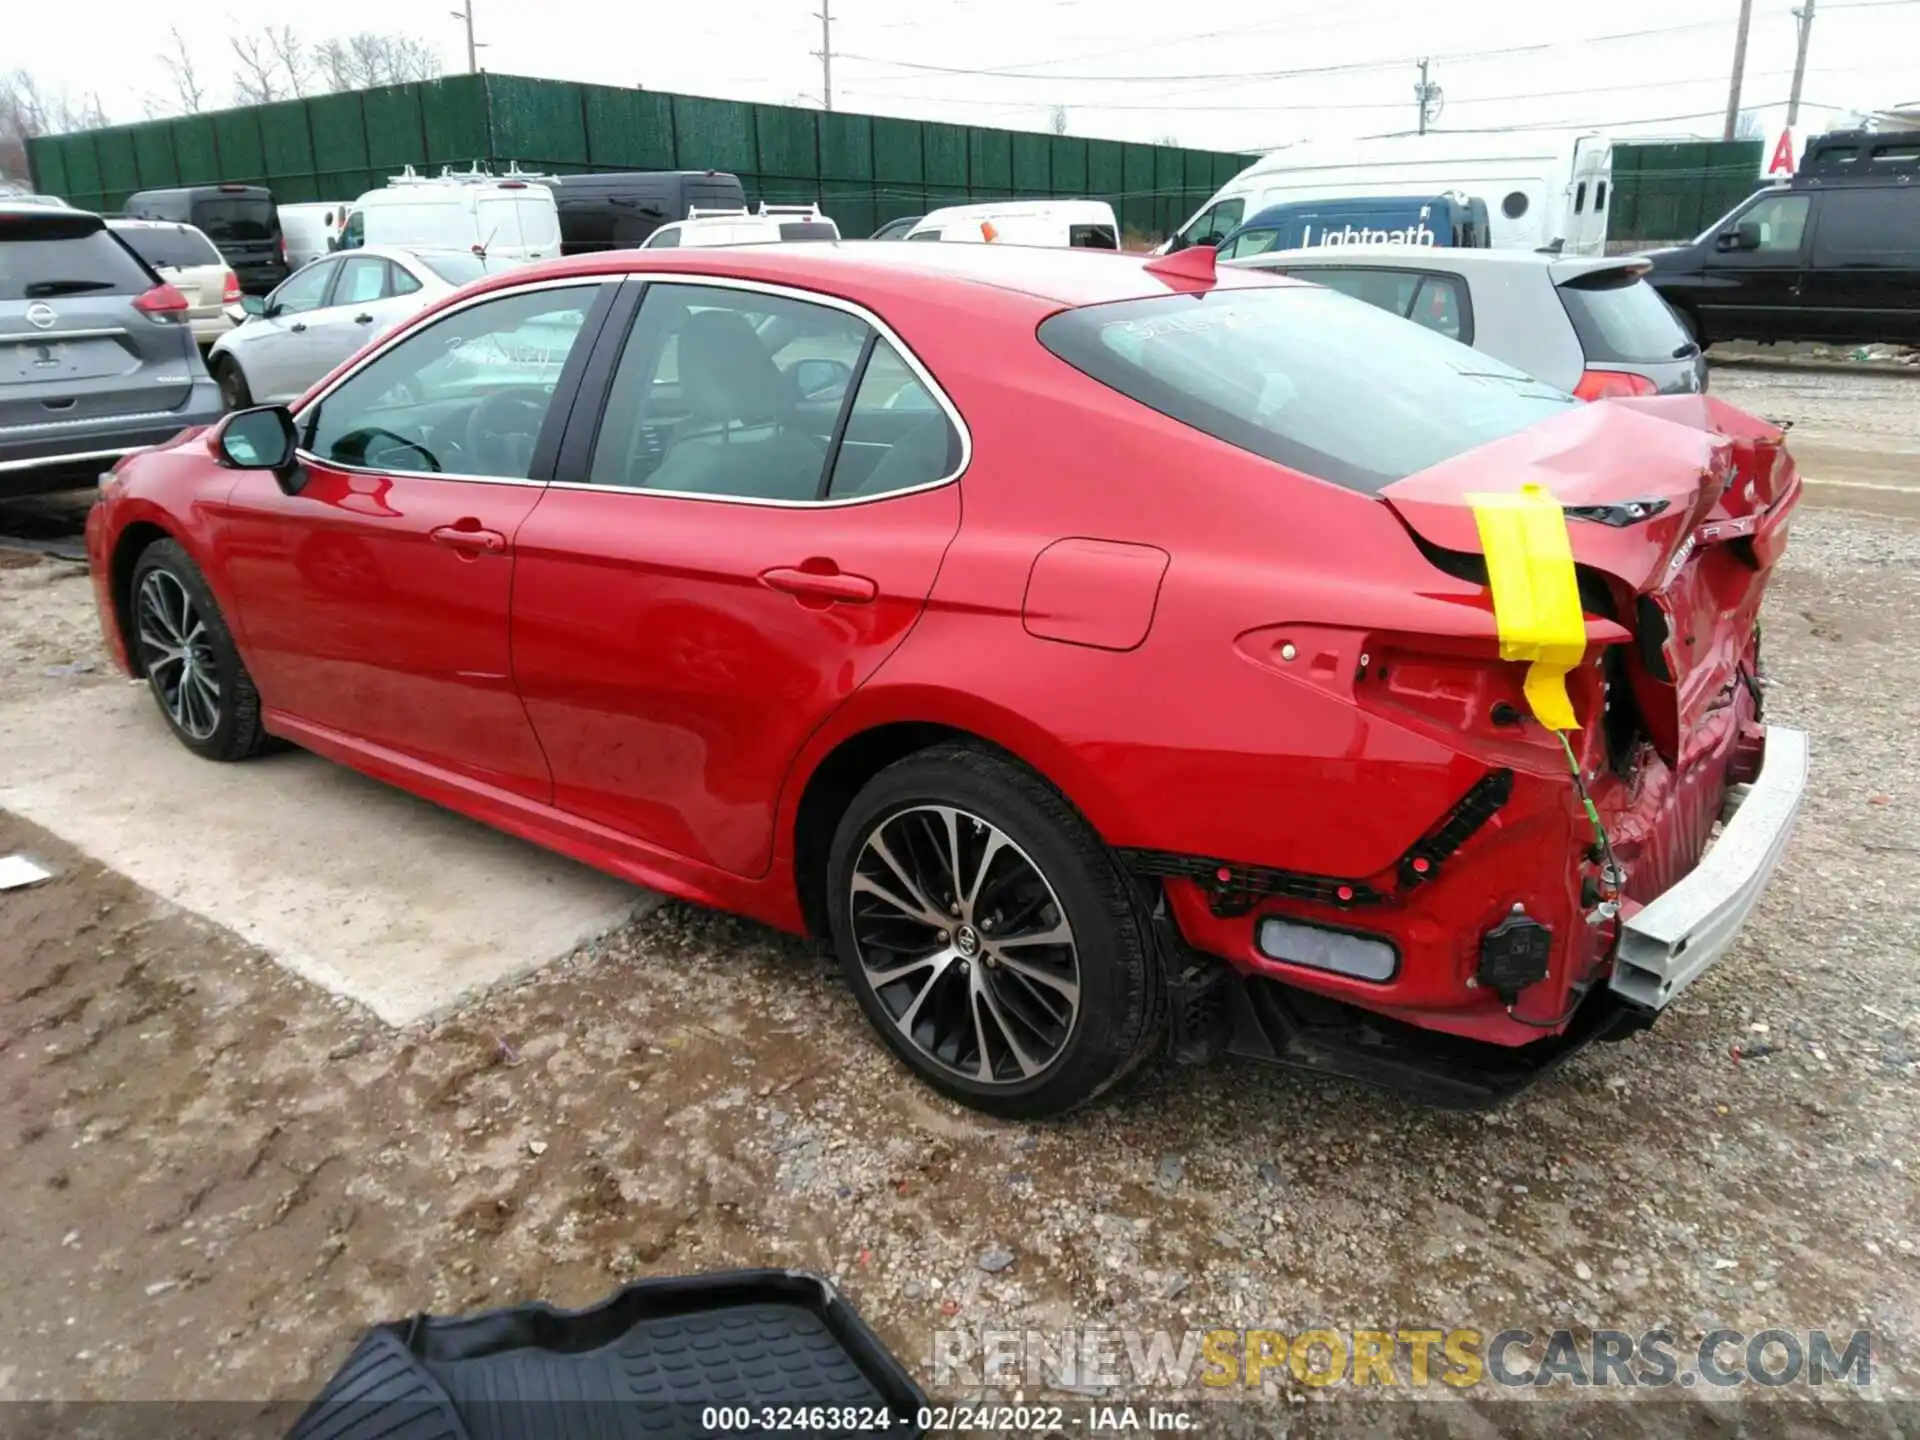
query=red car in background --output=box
[86,241,1807,1117]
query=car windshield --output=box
[114,224,221,270]
[415,253,489,287]
[191,197,276,242]
[1,214,152,300]
[1038,283,1578,495]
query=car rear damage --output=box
[1142,394,1806,1105]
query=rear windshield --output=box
[192,197,277,242]
[1556,272,1694,364]
[0,214,152,300]
[1038,284,1577,495]
[114,224,220,270]
[416,253,489,287]
[778,221,839,241]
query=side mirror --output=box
[1735,220,1764,250]
[239,294,267,318]
[214,406,302,491]
[792,357,853,400]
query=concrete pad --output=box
[0,683,657,1025]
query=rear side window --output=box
[114,224,220,270]
[1070,224,1118,249]
[1038,285,1576,495]
[1810,188,1918,263]
[0,215,152,299]
[192,198,277,241]
[1286,267,1471,343]
[1556,272,1692,364]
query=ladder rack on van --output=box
[383,162,557,188]
[1798,129,1920,181]
[687,206,751,220]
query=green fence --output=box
[1608,140,1764,243]
[27,73,1251,242]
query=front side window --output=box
[588,283,958,503]
[303,284,600,479]
[1218,228,1282,261]
[1038,284,1573,496]
[1182,198,1244,248]
[1727,193,1811,254]
[339,210,364,250]
[270,261,338,316]
[906,228,943,242]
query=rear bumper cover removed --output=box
[1609,725,1809,1012]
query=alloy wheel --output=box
[848,804,1081,1085]
[136,569,221,741]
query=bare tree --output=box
[313,32,443,92]
[230,33,285,104]
[1154,132,1180,147]
[1048,104,1069,136]
[158,28,207,114]
[265,26,310,98]
[1,70,106,182]
[1735,109,1766,141]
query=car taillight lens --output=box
[133,282,190,321]
[277,234,288,264]
[1572,369,1658,402]
[221,270,241,305]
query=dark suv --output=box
[0,205,223,498]
[1643,130,1920,346]
[122,184,289,296]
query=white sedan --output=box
[208,246,492,409]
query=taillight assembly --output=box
[1572,369,1658,402]
[132,281,191,322]
[221,270,241,305]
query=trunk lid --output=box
[1380,395,1797,762]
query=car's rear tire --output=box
[826,743,1164,1118]
[212,355,252,411]
[129,539,271,763]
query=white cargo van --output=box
[1165,132,1612,257]
[904,199,1119,249]
[278,202,349,268]
[337,167,561,268]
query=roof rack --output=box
[1797,129,1920,180]
[687,206,752,220]
[383,161,557,188]
[756,203,826,219]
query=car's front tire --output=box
[129,539,271,763]
[211,354,252,411]
[827,743,1164,1118]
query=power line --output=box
[835,13,1784,85]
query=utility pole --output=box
[450,1,478,73]
[813,0,834,111]
[1787,0,1817,126]
[1722,0,1755,141]
[1414,58,1436,135]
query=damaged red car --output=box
[86,241,1807,1117]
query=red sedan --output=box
[86,242,1807,1117]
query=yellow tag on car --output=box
[1466,484,1584,731]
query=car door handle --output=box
[354,313,374,324]
[430,522,508,555]
[289,321,307,333]
[759,564,877,604]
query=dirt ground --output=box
[2,372,1918,1433]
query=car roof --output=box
[1232,244,1652,286]
[471,241,1288,310]
[0,202,104,226]
[915,199,1117,226]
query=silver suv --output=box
[1,204,224,498]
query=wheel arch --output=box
[109,519,186,678]
[783,692,1134,939]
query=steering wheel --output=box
[463,389,551,476]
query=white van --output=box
[641,204,840,249]
[903,199,1119,249]
[1166,132,1612,257]
[338,167,561,268]
[278,202,348,268]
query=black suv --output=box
[1642,130,1920,347]
[122,184,289,296]
[0,205,223,497]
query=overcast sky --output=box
[17,0,1920,152]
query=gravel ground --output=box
[1,487,1917,1432]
